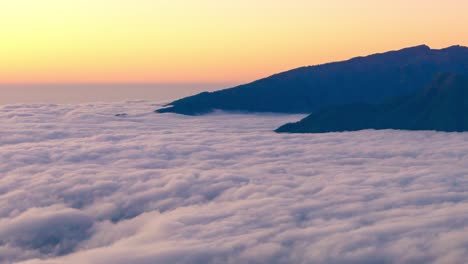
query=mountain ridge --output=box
[275,73,468,133]
[157,44,468,115]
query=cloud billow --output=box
[0,102,467,264]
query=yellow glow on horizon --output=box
[1,0,468,84]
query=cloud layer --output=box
[0,101,467,264]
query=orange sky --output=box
[1,0,467,84]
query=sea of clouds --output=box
[0,101,467,264]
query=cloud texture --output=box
[0,101,467,264]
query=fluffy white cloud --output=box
[0,101,467,264]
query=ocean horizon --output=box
[0,83,236,105]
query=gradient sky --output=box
[1,0,467,84]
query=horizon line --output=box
[0,82,239,86]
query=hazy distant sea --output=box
[0,83,234,105]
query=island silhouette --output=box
[157,45,468,133]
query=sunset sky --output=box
[1,0,467,84]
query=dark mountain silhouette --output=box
[276,73,468,133]
[157,45,468,115]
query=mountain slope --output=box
[275,73,468,133]
[157,45,468,115]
